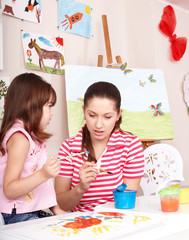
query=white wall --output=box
[0,0,189,185]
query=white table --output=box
[0,196,189,240]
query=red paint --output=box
[63,217,102,229]
[98,212,125,218]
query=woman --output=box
[55,81,144,212]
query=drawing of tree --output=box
[0,79,8,100]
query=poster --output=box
[2,0,42,23]
[58,0,92,38]
[22,31,65,75]
[0,76,10,119]
[0,10,3,70]
[65,65,175,140]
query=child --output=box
[0,73,66,225]
[55,81,144,212]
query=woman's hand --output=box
[40,157,60,179]
[77,161,98,192]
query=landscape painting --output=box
[65,65,175,140]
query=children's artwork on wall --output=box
[22,31,65,75]
[4,208,164,239]
[183,73,189,112]
[0,10,3,70]
[65,65,175,140]
[2,0,42,23]
[159,5,187,61]
[58,0,92,38]
[0,77,10,119]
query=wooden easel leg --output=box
[116,56,122,64]
[98,55,103,67]
[102,15,113,65]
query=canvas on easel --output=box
[65,64,174,140]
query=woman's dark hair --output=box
[81,81,122,162]
[0,72,56,155]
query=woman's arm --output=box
[123,178,141,193]
[3,132,60,199]
[55,161,98,211]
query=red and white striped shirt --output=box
[58,128,144,212]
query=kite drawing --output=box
[22,32,65,75]
[2,0,42,23]
[58,0,92,38]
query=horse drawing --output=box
[28,39,64,72]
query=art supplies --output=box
[158,187,181,212]
[60,151,113,174]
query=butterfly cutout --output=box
[150,103,164,116]
[148,74,156,83]
[78,97,84,102]
[139,80,146,87]
[120,62,132,75]
[159,5,187,61]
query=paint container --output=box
[179,186,189,204]
[158,187,181,212]
[112,189,137,209]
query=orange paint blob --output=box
[160,199,179,212]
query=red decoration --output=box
[159,5,187,61]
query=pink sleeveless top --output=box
[0,120,57,214]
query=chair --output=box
[140,143,184,195]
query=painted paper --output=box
[22,31,65,75]
[58,0,92,38]
[2,0,42,23]
[0,10,3,70]
[65,65,175,140]
[0,77,10,119]
[4,209,163,240]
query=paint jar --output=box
[112,189,137,209]
[158,187,181,212]
[179,186,189,204]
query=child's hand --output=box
[41,156,60,179]
[50,205,68,215]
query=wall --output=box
[0,0,189,185]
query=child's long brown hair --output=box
[81,81,122,163]
[0,73,56,155]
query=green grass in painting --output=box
[26,63,65,75]
[67,100,175,140]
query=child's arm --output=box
[3,132,60,199]
[50,205,68,215]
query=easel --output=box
[98,15,155,149]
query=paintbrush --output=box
[59,151,113,174]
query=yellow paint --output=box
[133,215,151,225]
[85,6,91,14]
[73,229,80,235]
[97,226,103,233]
[92,227,97,234]
[102,225,110,231]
